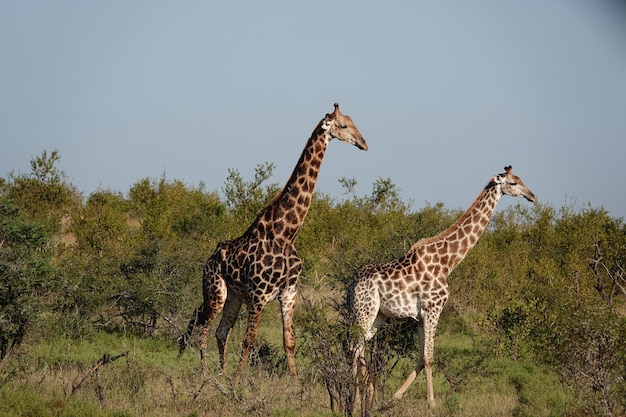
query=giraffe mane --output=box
[256,117,328,215]
[409,185,493,251]
[250,112,330,228]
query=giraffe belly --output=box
[378,293,420,320]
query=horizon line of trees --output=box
[1,150,625,416]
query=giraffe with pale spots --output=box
[180,103,368,378]
[348,166,536,409]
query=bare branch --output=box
[70,351,129,397]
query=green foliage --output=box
[533,298,626,416]
[222,162,279,227]
[59,176,228,337]
[129,176,226,241]
[0,150,80,227]
[0,198,56,360]
[297,296,356,415]
[2,150,626,415]
[475,204,626,416]
[300,178,439,288]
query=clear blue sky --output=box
[2,1,626,218]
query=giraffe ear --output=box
[321,114,333,130]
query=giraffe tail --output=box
[178,304,205,354]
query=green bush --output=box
[2,150,626,416]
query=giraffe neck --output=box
[411,183,502,269]
[251,122,330,242]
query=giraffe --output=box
[180,103,368,378]
[347,165,536,409]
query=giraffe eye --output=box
[509,182,517,186]
[340,124,348,129]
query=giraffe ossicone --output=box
[347,165,536,410]
[180,103,367,378]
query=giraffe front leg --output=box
[394,310,440,407]
[423,307,443,408]
[423,321,437,408]
[393,318,425,400]
[279,285,298,377]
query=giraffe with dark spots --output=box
[180,103,368,378]
[347,166,536,410]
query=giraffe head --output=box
[492,166,537,202]
[320,103,368,151]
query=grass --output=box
[0,303,573,417]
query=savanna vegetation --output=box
[1,150,624,416]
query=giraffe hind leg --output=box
[198,299,226,379]
[349,339,367,417]
[181,279,227,378]
[179,300,223,379]
[237,303,266,376]
[215,294,243,374]
[348,282,382,416]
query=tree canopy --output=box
[1,150,624,415]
